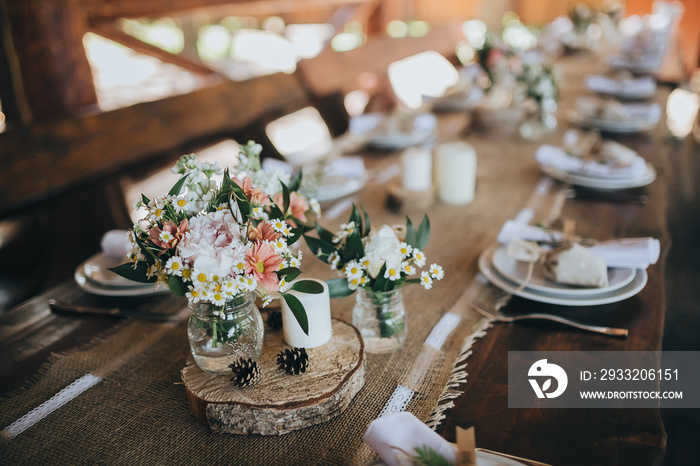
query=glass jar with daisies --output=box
[111,141,323,374]
[305,205,444,354]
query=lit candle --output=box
[401,147,432,192]
[435,141,477,205]
[281,279,332,348]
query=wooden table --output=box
[0,52,675,465]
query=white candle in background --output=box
[281,279,332,348]
[401,147,432,192]
[435,141,476,205]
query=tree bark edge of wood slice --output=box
[182,318,366,435]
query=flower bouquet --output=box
[305,205,444,353]
[111,142,322,373]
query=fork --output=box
[472,303,629,338]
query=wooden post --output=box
[4,0,98,122]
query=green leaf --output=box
[350,204,363,233]
[168,175,188,196]
[281,293,309,335]
[372,263,388,292]
[326,278,355,298]
[315,222,335,243]
[290,279,324,294]
[267,202,284,220]
[108,262,156,283]
[342,230,364,263]
[168,275,188,296]
[289,169,303,193]
[141,193,150,205]
[416,214,431,251]
[277,267,302,282]
[281,181,291,217]
[363,208,371,236]
[286,226,305,246]
[304,235,335,262]
[412,446,453,466]
[405,216,418,249]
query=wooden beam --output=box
[297,21,463,97]
[89,22,220,77]
[0,73,307,212]
[4,0,98,122]
[82,0,374,22]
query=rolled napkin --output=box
[497,221,660,269]
[576,97,661,123]
[536,144,647,179]
[100,230,131,259]
[363,412,458,466]
[323,156,366,179]
[585,75,656,98]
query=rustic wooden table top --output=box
[0,52,678,465]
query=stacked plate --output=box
[478,243,647,306]
[568,101,661,134]
[349,113,437,151]
[75,253,167,297]
[540,163,656,190]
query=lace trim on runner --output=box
[378,385,415,418]
[1,373,101,439]
[424,313,461,351]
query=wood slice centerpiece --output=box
[182,318,365,435]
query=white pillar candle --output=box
[281,279,332,348]
[401,147,432,191]
[435,141,476,205]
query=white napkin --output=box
[363,412,458,466]
[497,222,660,269]
[101,230,131,259]
[585,75,656,97]
[323,156,366,179]
[576,97,661,122]
[536,144,647,179]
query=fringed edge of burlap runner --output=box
[425,317,493,430]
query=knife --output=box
[48,300,181,322]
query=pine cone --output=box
[276,347,309,375]
[229,357,261,388]
[266,310,283,332]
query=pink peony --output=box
[177,211,244,277]
[244,242,283,290]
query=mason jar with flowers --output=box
[111,142,322,374]
[305,206,444,354]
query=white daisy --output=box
[279,277,291,293]
[398,242,413,258]
[272,220,289,233]
[165,256,184,276]
[401,262,416,276]
[310,199,321,216]
[412,249,426,267]
[429,264,444,280]
[271,238,288,252]
[348,277,360,290]
[345,261,363,279]
[232,259,246,275]
[288,257,301,268]
[329,252,340,270]
[261,295,274,307]
[420,271,433,290]
[278,260,289,271]
[186,287,202,303]
[211,289,227,306]
[384,267,400,281]
[359,256,372,269]
[192,269,210,288]
[173,197,189,212]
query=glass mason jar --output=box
[352,288,407,354]
[187,292,264,374]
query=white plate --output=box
[75,261,168,297]
[476,450,526,465]
[315,172,369,202]
[540,163,656,190]
[479,244,648,306]
[567,111,658,133]
[491,246,636,296]
[83,253,142,288]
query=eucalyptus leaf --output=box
[290,280,324,294]
[350,204,363,233]
[281,293,309,335]
[304,236,335,262]
[315,222,335,243]
[287,226,305,246]
[405,216,418,248]
[281,181,291,216]
[289,169,303,192]
[416,214,431,251]
[108,262,156,283]
[372,263,388,291]
[342,230,364,262]
[363,208,371,236]
[326,278,355,298]
[141,193,150,206]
